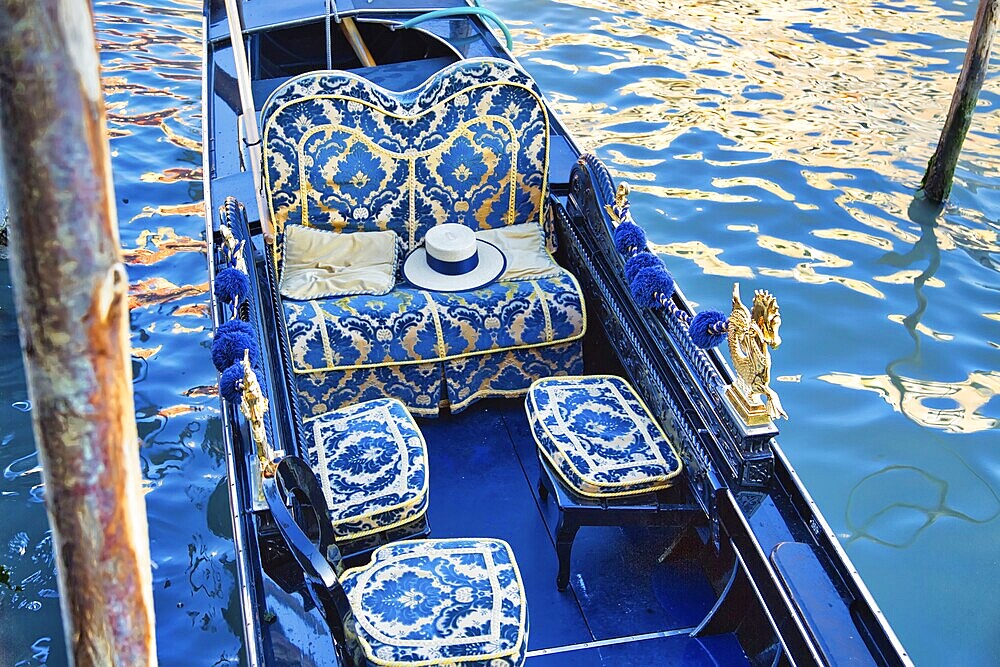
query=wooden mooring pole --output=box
[0,1,157,665]
[920,0,997,203]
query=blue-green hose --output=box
[400,7,513,51]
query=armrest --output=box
[263,458,356,656]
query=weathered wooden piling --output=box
[920,0,997,203]
[0,1,157,665]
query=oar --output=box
[340,17,376,67]
[223,0,275,244]
[324,1,376,68]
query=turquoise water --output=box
[0,0,997,664]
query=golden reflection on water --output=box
[649,240,755,277]
[512,0,999,440]
[128,277,208,311]
[886,313,953,341]
[122,226,204,265]
[819,370,1000,433]
[629,182,755,203]
[756,234,852,268]
[713,177,798,202]
[759,262,886,298]
[132,345,164,360]
[516,0,1000,254]
[873,269,945,287]
[130,201,205,221]
[139,167,203,184]
[528,0,1000,174]
[812,228,894,252]
[159,119,202,152]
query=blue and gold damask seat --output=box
[341,538,528,666]
[526,375,684,498]
[302,398,428,543]
[261,58,585,416]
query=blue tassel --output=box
[613,222,647,256]
[211,325,260,372]
[689,310,729,349]
[219,363,244,403]
[215,267,250,304]
[216,318,254,338]
[624,252,662,284]
[630,265,675,309]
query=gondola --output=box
[203,1,912,665]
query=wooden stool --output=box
[525,375,696,590]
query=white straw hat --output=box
[403,224,506,292]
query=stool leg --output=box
[555,512,579,591]
[537,475,549,502]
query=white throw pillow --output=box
[279,226,398,300]
[475,223,562,282]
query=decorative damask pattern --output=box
[526,375,683,497]
[304,399,429,541]
[340,538,527,666]
[294,362,442,419]
[283,272,585,373]
[261,58,550,265]
[284,289,440,372]
[431,274,584,359]
[445,342,583,414]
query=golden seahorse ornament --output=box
[727,283,788,422]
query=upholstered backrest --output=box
[261,58,550,262]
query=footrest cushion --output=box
[304,398,429,541]
[525,375,683,498]
[341,538,528,666]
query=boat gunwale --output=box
[560,157,913,665]
[202,15,269,664]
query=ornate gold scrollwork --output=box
[238,349,279,478]
[605,182,631,226]
[726,283,788,425]
[218,222,249,274]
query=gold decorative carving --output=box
[604,182,631,227]
[218,222,248,274]
[238,349,278,478]
[726,283,788,424]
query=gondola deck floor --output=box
[266,397,750,665]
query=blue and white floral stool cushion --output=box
[525,375,683,497]
[341,538,528,666]
[304,398,429,542]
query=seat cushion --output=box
[525,375,683,497]
[279,226,399,300]
[304,398,428,541]
[284,269,585,373]
[341,538,527,666]
[475,223,562,282]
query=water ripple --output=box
[3,453,41,482]
[498,0,1000,661]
